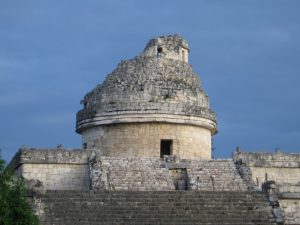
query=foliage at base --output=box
[0,153,40,225]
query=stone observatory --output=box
[76,34,217,159]
[8,34,300,225]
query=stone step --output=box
[91,158,248,191]
[41,190,277,225]
[45,190,269,198]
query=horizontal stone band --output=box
[76,113,217,134]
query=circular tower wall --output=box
[76,35,217,160]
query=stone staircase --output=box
[41,190,278,225]
[188,160,248,191]
[90,157,248,191]
[93,157,174,191]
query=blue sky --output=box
[1,0,300,162]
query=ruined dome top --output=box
[141,34,189,62]
[76,34,217,134]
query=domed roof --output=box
[76,35,216,133]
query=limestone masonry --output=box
[76,35,216,159]
[9,34,300,225]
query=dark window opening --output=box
[160,140,173,158]
[182,50,185,61]
[83,142,87,149]
[157,46,163,54]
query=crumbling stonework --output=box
[89,155,174,191]
[88,155,248,192]
[142,34,190,62]
[11,149,248,192]
[7,34,299,224]
[76,34,217,159]
[234,150,300,224]
[9,148,91,190]
[188,159,248,191]
[24,179,46,221]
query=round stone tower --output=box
[76,35,217,159]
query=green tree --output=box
[0,153,40,225]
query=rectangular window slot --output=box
[160,140,173,158]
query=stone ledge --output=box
[8,148,92,170]
[76,102,216,122]
[76,113,217,134]
[278,192,300,199]
[233,151,300,168]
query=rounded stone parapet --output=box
[76,112,217,134]
[76,101,216,121]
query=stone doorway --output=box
[169,168,188,190]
